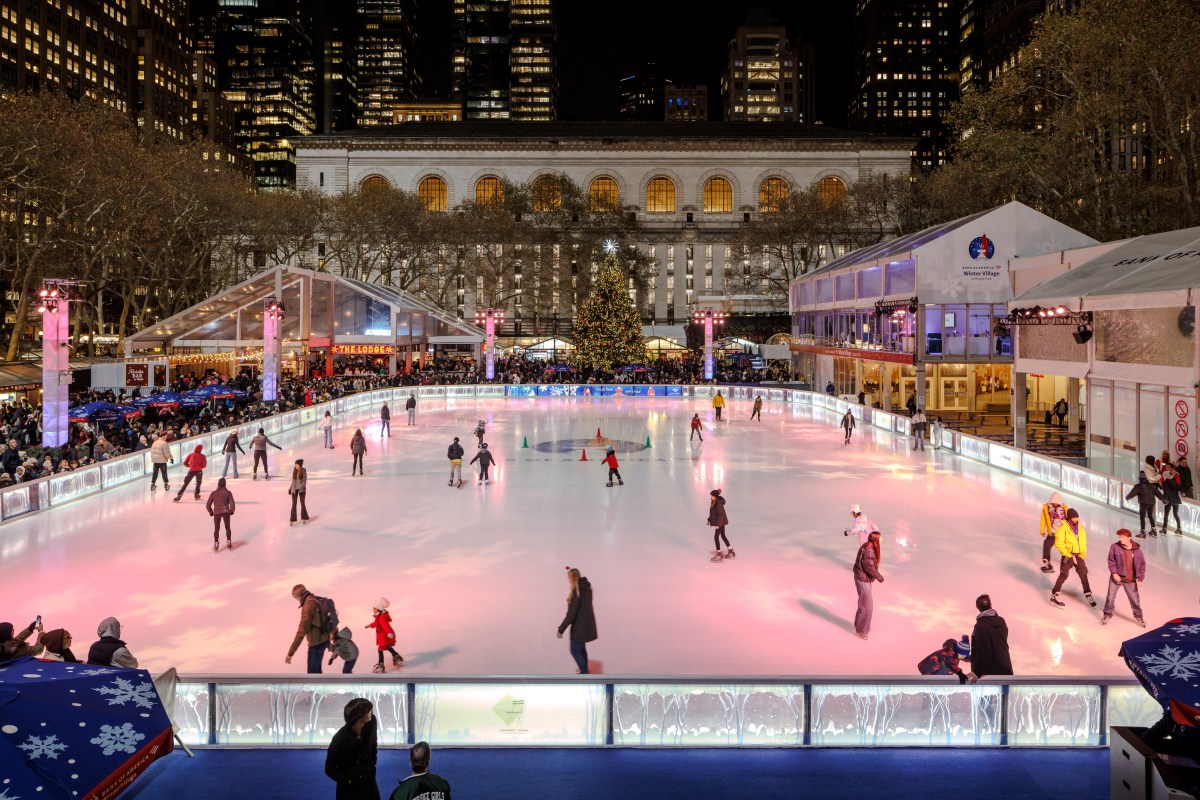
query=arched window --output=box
[360,175,389,193]
[817,176,847,205]
[532,175,562,212]
[475,175,504,209]
[758,177,789,212]
[418,176,447,211]
[703,177,733,213]
[589,177,619,212]
[646,177,675,213]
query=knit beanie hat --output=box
[955,635,971,659]
[374,597,390,611]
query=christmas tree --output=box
[573,253,645,371]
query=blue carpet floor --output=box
[123,747,1108,799]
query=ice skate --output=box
[392,653,404,666]
[485,479,490,485]
[618,479,624,485]
[226,538,232,550]
[1136,530,1147,539]
[194,493,200,500]
[1101,616,1109,625]
[855,632,869,640]
[173,494,181,502]
[448,480,454,486]
[606,482,613,487]
[150,484,157,491]
[212,542,219,552]
[1149,527,1157,537]
[710,551,724,562]
[372,663,385,674]
[1084,592,1097,607]
[1135,618,1146,627]
[1177,527,1184,536]
[289,520,295,527]
[457,480,463,488]
[1049,592,1065,608]
[302,519,310,525]
[725,548,736,559]
[1039,559,1054,573]
[252,474,257,480]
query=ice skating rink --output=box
[3,395,1198,678]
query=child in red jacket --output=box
[601,446,623,487]
[176,444,207,502]
[366,598,404,673]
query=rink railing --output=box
[0,383,1195,541]
[167,673,1160,748]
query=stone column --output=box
[1012,371,1028,449]
[1067,376,1081,434]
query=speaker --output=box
[1072,327,1093,344]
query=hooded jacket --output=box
[38,628,80,663]
[447,441,464,461]
[707,495,729,527]
[0,621,44,660]
[558,577,598,643]
[87,617,138,668]
[1125,476,1162,507]
[1039,493,1067,537]
[206,483,236,515]
[328,627,360,664]
[1107,540,1147,583]
[350,432,367,455]
[469,448,495,467]
[184,445,207,471]
[149,437,172,465]
[368,610,397,650]
[1053,519,1087,559]
[970,610,1013,678]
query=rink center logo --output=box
[534,438,648,454]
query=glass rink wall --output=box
[170,675,1160,748]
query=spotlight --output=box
[1072,325,1093,345]
[1055,305,1068,316]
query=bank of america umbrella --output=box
[0,656,174,798]
[544,364,574,373]
[1119,616,1200,729]
[184,384,247,401]
[132,391,203,409]
[66,402,142,424]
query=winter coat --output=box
[558,577,598,643]
[853,541,884,583]
[1,447,20,475]
[183,446,207,472]
[842,414,855,430]
[970,610,1013,678]
[206,486,236,516]
[380,405,390,420]
[329,627,360,663]
[1039,497,1067,537]
[324,717,381,800]
[470,449,495,467]
[912,412,927,433]
[405,397,415,410]
[1162,474,1183,505]
[707,495,729,527]
[1177,464,1194,494]
[87,617,138,668]
[350,433,366,455]
[602,452,619,469]
[252,433,281,452]
[288,592,324,656]
[149,437,172,464]
[917,647,964,678]
[690,417,702,430]
[223,434,245,455]
[38,628,80,663]
[1125,479,1162,507]
[0,622,44,660]
[447,442,464,461]
[368,610,397,651]
[1143,462,1162,485]
[1053,519,1087,559]
[288,467,308,495]
[712,393,725,408]
[1107,541,1147,583]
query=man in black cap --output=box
[1050,507,1095,608]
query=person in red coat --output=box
[601,446,623,486]
[176,444,207,502]
[366,598,403,674]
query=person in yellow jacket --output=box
[712,390,725,421]
[1038,492,1068,573]
[1050,507,1096,609]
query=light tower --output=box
[691,308,727,382]
[475,307,505,380]
[263,296,285,402]
[37,280,74,447]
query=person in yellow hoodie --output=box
[1038,492,1069,573]
[712,390,726,421]
[1050,507,1096,609]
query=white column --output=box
[41,303,70,447]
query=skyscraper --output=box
[618,65,665,121]
[314,0,358,133]
[355,0,421,126]
[131,0,191,139]
[721,11,814,124]
[453,0,556,121]
[665,85,707,122]
[848,0,957,169]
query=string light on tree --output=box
[573,251,644,372]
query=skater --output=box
[288,458,310,525]
[205,477,235,551]
[1161,462,1184,535]
[366,598,404,673]
[931,416,943,450]
[917,638,968,684]
[1054,397,1069,427]
[474,419,486,447]
[447,436,464,487]
[175,444,207,501]
[470,442,495,485]
[324,698,379,800]
[322,410,334,448]
[251,427,283,479]
[350,428,366,476]
[220,430,245,479]
[707,488,734,561]
[712,390,725,421]
[911,408,927,451]
[405,393,416,425]
[557,567,597,674]
[841,410,855,444]
[149,433,173,491]
[1125,472,1163,538]
[1038,492,1069,572]
[601,445,623,486]
[1103,528,1146,627]
[844,503,876,544]
[380,403,391,437]
[967,594,1012,680]
[1050,507,1094,608]
[690,413,704,442]
[327,627,360,674]
[285,584,327,673]
[750,394,763,421]
[852,530,885,640]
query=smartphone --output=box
[34,614,41,627]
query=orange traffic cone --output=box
[580,448,588,461]
[595,427,602,439]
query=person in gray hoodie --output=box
[327,627,360,674]
[206,477,236,551]
[251,427,283,480]
[87,617,138,668]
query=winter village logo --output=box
[968,233,996,260]
[963,232,1002,281]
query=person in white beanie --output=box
[366,598,403,673]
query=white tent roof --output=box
[524,337,574,350]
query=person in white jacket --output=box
[321,410,334,448]
[844,504,878,545]
[149,434,173,492]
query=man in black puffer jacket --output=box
[968,594,1012,680]
[1125,471,1164,537]
[446,437,464,487]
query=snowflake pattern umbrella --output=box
[0,656,173,799]
[1120,617,1200,729]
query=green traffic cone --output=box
[522,436,529,448]
[645,436,652,448]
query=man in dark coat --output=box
[968,594,1013,680]
[389,742,452,800]
[325,698,380,800]
[557,567,597,674]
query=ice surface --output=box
[2,396,1196,678]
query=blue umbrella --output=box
[545,364,573,372]
[67,402,142,424]
[1119,616,1200,729]
[0,656,174,798]
[184,384,247,401]
[132,391,204,409]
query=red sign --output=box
[790,344,915,365]
[125,364,149,386]
[330,344,395,356]
[1174,399,1190,458]
[1177,400,1189,418]
[1176,420,1189,438]
[309,336,331,349]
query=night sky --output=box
[419,2,855,126]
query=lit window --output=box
[589,177,619,212]
[817,176,846,205]
[418,176,447,211]
[360,175,388,193]
[531,175,561,212]
[758,177,789,212]
[475,176,504,208]
[703,177,732,213]
[646,177,675,213]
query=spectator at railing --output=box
[0,619,45,660]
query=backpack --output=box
[313,595,339,636]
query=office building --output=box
[618,65,665,122]
[665,84,707,122]
[355,0,421,126]
[131,0,190,139]
[393,99,462,123]
[452,0,556,121]
[721,10,814,124]
[314,0,358,134]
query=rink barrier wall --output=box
[167,674,1160,749]
[0,384,1194,541]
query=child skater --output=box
[326,626,359,674]
[601,445,624,486]
[366,598,404,673]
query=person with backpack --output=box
[917,638,968,683]
[175,444,207,502]
[287,583,333,674]
[220,431,246,479]
[366,598,404,673]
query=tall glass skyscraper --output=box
[453,0,556,121]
